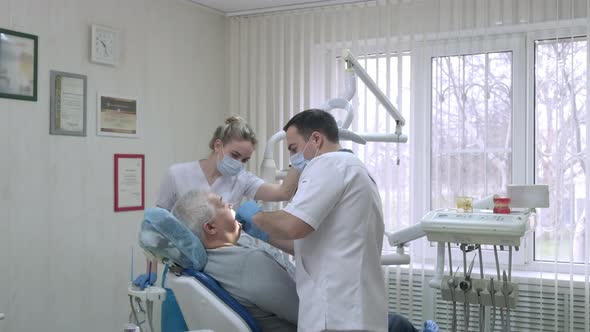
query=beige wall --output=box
[0,0,228,331]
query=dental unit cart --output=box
[423,208,529,332]
[387,185,549,332]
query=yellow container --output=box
[455,196,473,213]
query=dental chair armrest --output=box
[381,245,411,266]
[128,285,167,302]
[381,253,411,265]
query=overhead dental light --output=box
[260,49,408,194]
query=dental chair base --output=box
[128,285,167,332]
[167,270,261,332]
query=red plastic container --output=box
[493,197,511,214]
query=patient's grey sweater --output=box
[204,245,298,332]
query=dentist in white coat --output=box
[237,109,388,332]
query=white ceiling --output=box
[191,0,366,16]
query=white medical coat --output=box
[155,160,264,209]
[154,160,297,276]
[283,151,387,332]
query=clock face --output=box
[91,25,117,65]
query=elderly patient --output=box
[172,190,420,332]
[172,190,299,331]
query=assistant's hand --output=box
[236,201,268,242]
[132,272,157,290]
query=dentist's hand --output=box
[236,201,268,242]
[132,272,157,290]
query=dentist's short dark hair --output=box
[283,109,339,143]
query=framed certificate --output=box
[50,71,87,136]
[97,93,139,138]
[114,154,144,212]
[0,28,38,101]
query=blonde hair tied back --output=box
[208,116,258,150]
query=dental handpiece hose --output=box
[462,246,468,332]
[478,246,485,332]
[488,278,496,332]
[463,254,476,332]
[448,243,453,277]
[493,245,505,329]
[508,246,513,331]
[447,243,456,332]
[503,270,512,332]
[449,265,460,332]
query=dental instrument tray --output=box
[421,209,530,246]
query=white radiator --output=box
[386,269,590,332]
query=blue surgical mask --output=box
[289,137,317,172]
[290,151,308,172]
[217,153,245,176]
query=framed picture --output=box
[0,28,38,101]
[50,71,87,136]
[114,154,144,212]
[97,93,139,138]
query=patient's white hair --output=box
[171,190,215,242]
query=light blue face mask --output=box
[290,151,308,172]
[289,137,317,172]
[217,152,245,176]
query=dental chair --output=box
[137,207,261,332]
[136,207,438,332]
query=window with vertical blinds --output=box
[431,51,513,210]
[229,1,590,329]
[534,36,588,264]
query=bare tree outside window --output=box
[431,52,513,210]
[535,37,587,263]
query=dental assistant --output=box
[157,116,300,210]
[237,109,388,332]
[136,116,299,288]
[143,116,300,332]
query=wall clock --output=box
[91,24,117,65]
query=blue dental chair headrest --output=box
[139,207,207,270]
[138,207,262,332]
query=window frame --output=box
[309,21,590,276]
[417,25,590,274]
[419,34,528,267]
[526,26,589,274]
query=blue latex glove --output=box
[236,201,268,242]
[422,320,439,332]
[132,272,157,290]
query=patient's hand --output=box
[236,201,268,242]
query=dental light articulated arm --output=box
[342,49,406,135]
[260,50,408,197]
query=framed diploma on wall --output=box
[50,71,87,136]
[0,28,38,101]
[114,154,144,212]
[97,93,139,138]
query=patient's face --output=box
[207,193,241,243]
